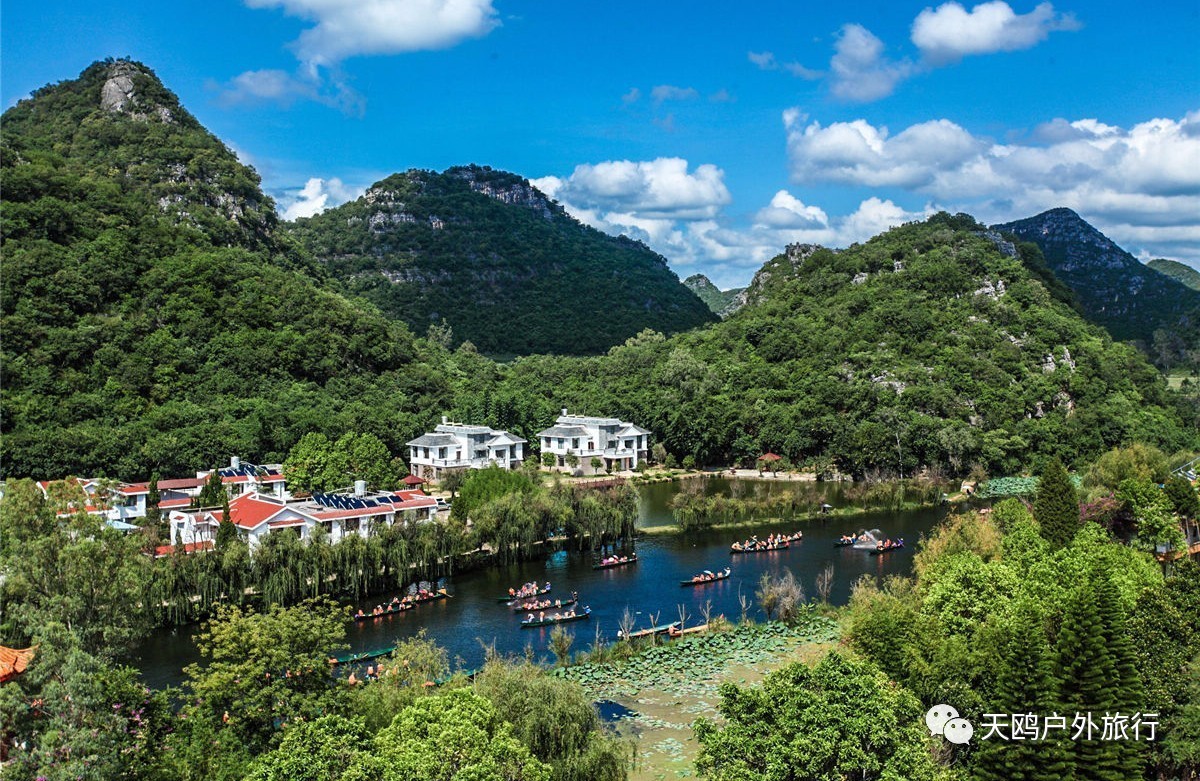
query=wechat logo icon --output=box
[926,704,973,745]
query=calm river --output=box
[133,477,955,688]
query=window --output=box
[438,448,446,459]
[344,518,360,534]
[572,438,579,449]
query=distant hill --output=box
[287,167,716,355]
[1,60,448,479]
[476,212,1196,474]
[1148,258,1200,291]
[993,209,1200,359]
[683,274,746,317]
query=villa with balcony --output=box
[406,417,526,479]
[537,409,650,474]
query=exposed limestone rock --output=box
[100,62,137,112]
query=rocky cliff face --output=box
[994,208,1200,346]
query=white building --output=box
[37,457,288,523]
[537,409,650,473]
[166,483,438,553]
[406,417,526,479]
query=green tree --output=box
[370,688,551,781]
[1034,458,1079,547]
[245,715,383,781]
[0,625,173,781]
[1164,475,1199,520]
[283,432,336,493]
[972,602,1066,781]
[1084,444,1169,492]
[145,473,162,525]
[350,630,448,733]
[194,469,226,509]
[565,453,579,470]
[694,653,938,781]
[1118,477,1185,552]
[1055,579,1121,779]
[473,660,633,781]
[541,452,556,468]
[169,599,350,769]
[589,456,604,473]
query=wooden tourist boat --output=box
[618,621,680,640]
[520,607,591,628]
[729,540,789,554]
[869,540,905,555]
[352,589,447,621]
[329,646,394,666]
[593,553,638,570]
[508,596,578,612]
[496,583,551,602]
[680,567,732,586]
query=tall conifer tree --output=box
[1035,458,1079,547]
[1056,580,1121,780]
[973,602,1066,781]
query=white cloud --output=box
[753,3,1077,103]
[755,191,829,229]
[539,158,731,221]
[785,110,1200,263]
[829,24,913,102]
[748,51,777,69]
[787,117,985,187]
[246,0,499,67]
[215,68,365,113]
[621,87,641,105]
[651,85,699,105]
[748,50,821,80]
[281,177,364,220]
[912,1,1080,64]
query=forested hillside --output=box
[995,208,1200,370]
[287,166,716,355]
[453,214,1198,476]
[0,60,452,479]
[1148,257,1200,291]
[683,274,746,318]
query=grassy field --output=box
[1167,374,1198,390]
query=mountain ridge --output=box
[993,208,1200,361]
[287,164,717,355]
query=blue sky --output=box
[4,1,1198,286]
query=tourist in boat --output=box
[526,613,534,622]
[355,609,365,619]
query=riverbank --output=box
[638,499,947,536]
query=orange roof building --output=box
[0,645,36,684]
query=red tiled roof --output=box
[158,497,193,509]
[757,452,783,462]
[156,477,207,490]
[227,493,291,530]
[0,645,37,683]
[118,483,150,496]
[402,474,426,485]
[153,541,214,558]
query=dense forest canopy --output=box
[286,165,717,356]
[450,214,1198,476]
[0,60,453,479]
[2,60,1196,484]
